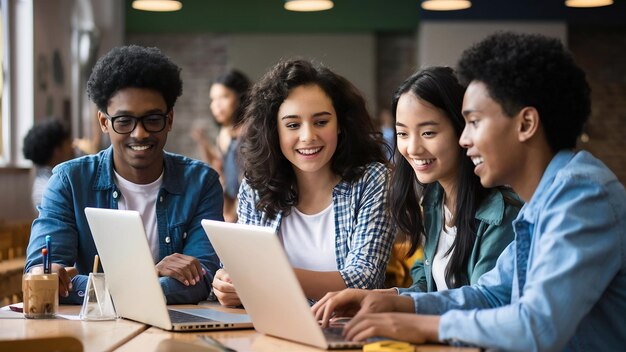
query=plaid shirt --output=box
[237,162,395,289]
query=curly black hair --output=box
[23,119,71,166]
[240,59,388,219]
[457,31,591,153]
[86,45,182,113]
[212,69,251,126]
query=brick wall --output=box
[376,32,416,113]
[127,32,413,159]
[125,33,229,159]
[569,25,626,184]
[125,29,626,186]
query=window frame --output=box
[1,0,34,168]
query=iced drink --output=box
[22,273,58,318]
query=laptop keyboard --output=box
[168,309,215,323]
[322,326,345,341]
[322,326,364,348]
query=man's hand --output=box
[344,313,440,344]
[212,269,241,307]
[373,288,399,295]
[156,253,205,286]
[312,289,415,328]
[30,263,75,297]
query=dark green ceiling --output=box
[125,0,422,33]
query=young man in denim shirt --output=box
[313,32,626,351]
[25,46,224,305]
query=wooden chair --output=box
[0,221,32,305]
[0,336,83,352]
[385,239,424,289]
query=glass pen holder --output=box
[79,273,116,321]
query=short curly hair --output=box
[23,119,71,166]
[240,59,387,218]
[87,45,182,113]
[457,31,591,152]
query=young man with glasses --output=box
[25,45,224,305]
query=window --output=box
[0,2,5,163]
[1,0,34,167]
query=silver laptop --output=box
[84,207,253,331]
[201,219,363,349]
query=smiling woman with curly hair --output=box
[211,59,395,306]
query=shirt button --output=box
[183,232,187,239]
[165,236,171,244]
[159,196,164,203]
[113,191,118,199]
[424,259,430,266]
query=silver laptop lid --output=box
[84,207,173,330]
[202,219,329,349]
[85,208,254,332]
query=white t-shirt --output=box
[279,203,338,271]
[432,204,457,291]
[114,170,163,263]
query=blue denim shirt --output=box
[25,147,224,305]
[237,162,395,290]
[403,150,626,351]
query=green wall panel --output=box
[125,0,421,33]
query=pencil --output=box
[93,254,99,273]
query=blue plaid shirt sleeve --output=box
[236,163,395,290]
[335,163,395,289]
[237,180,259,225]
[237,180,281,229]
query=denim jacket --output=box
[404,150,626,351]
[398,183,520,293]
[25,147,224,304]
[237,162,395,290]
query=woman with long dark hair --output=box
[191,69,250,222]
[387,66,521,293]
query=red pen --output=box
[42,248,49,274]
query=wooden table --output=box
[1,303,479,351]
[0,305,147,352]
[116,326,479,352]
[115,302,478,352]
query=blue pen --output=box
[45,235,51,274]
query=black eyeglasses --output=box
[102,111,169,134]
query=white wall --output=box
[230,33,377,115]
[418,21,567,68]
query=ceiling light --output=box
[132,0,182,12]
[421,0,472,11]
[284,0,334,12]
[565,0,613,8]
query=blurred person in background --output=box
[23,118,75,210]
[191,69,250,222]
